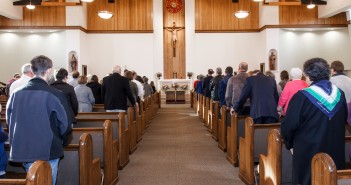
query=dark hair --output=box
[280,70,289,80]
[91,75,99,83]
[78,76,87,84]
[136,76,143,83]
[143,77,149,83]
[303,58,330,81]
[125,71,133,81]
[56,68,68,81]
[150,81,155,86]
[208,69,214,75]
[225,66,233,75]
[30,55,53,76]
[72,71,80,78]
[330,61,344,73]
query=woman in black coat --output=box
[281,58,347,185]
[50,68,79,124]
[86,75,103,104]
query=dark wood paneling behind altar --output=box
[163,0,186,79]
[279,6,348,25]
[0,7,66,26]
[195,0,259,31]
[87,0,153,31]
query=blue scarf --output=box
[301,80,342,119]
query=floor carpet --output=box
[118,104,244,185]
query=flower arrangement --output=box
[162,84,170,92]
[171,83,179,90]
[156,72,162,79]
[180,84,188,90]
[187,72,193,79]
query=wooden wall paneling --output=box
[0,7,66,27]
[163,0,186,79]
[279,6,347,25]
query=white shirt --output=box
[9,75,32,97]
[132,79,144,99]
[68,79,79,88]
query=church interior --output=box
[1,0,351,184]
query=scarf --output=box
[301,80,342,119]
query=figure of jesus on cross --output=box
[165,22,184,57]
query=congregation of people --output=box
[194,58,351,185]
[0,55,157,184]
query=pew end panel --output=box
[218,106,227,152]
[118,112,130,169]
[226,113,247,167]
[211,102,219,141]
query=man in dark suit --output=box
[102,65,137,112]
[234,70,279,124]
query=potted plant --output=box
[156,72,162,79]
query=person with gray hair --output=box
[9,63,34,96]
[330,60,351,103]
[277,68,308,117]
[281,58,347,185]
[102,65,137,112]
[209,67,223,101]
[7,55,71,185]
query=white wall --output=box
[191,32,265,77]
[0,31,66,82]
[279,28,351,71]
[85,34,154,81]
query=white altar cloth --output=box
[157,79,193,94]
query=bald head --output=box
[112,65,121,74]
[238,62,248,72]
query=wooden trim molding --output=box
[0,26,154,33]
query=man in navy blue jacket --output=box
[6,55,71,185]
[234,70,279,124]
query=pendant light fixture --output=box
[26,0,35,10]
[234,0,249,19]
[98,0,113,19]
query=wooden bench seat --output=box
[312,153,351,185]
[218,106,229,152]
[238,117,280,185]
[226,113,248,167]
[207,99,214,133]
[0,161,52,185]
[92,104,105,112]
[211,102,220,141]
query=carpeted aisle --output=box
[118,104,244,185]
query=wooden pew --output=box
[140,100,146,135]
[218,105,228,152]
[211,101,220,141]
[92,104,105,112]
[226,113,248,167]
[203,97,209,126]
[71,121,118,185]
[259,129,293,185]
[190,90,194,108]
[136,104,143,143]
[238,117,280,185]
[193,92,199,113]
[128,107,137,154]
[312,153,351,185]
[75,114,130,169]
[3,133,101,185]
[0,95,7,101]
[198,94,203,121]
[0,161,52,185]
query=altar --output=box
[157,79,193,94]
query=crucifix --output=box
[165,22,184,57]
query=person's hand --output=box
[230,107,235,115]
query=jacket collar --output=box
[331,72,346,77]
[29,77,49,85]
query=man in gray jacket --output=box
[330,60,351,104]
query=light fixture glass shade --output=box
[81,0,94,2]
[98,11,113,19]
[307,4,316,9]
[26,5,36,10]
[234,10,249,19]
[253,0,264,2]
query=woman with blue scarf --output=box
[281,58,348,185]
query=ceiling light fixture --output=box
[253,0,264,2]
[81,0,94,2]
[234,10,249,19]
[26,0,35,10]
[98,11,113,19]
[307,3,316,9]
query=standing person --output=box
[0,103,7,178]
[209,67,223,101]
[86,75,103,104]
[74,76,95,112]
[6,55,71,185]
[132,71,144,102]
[125,71,138,107]
[225,63,250,115]
[330,60,351,103]
[277,68,308,117]
[102,65,137,112]
[279,70,289,90]
[5,73,20,97]
[234,70,279,124]
[51,68,79,124]
[68,71,79,88]
[202,69,214,98]
[150,81,156,93]
[143,77,153,98]
[9,63,34,96]
[194,75,200,90]
[218,66,234,107]
[196,75,204,97]
[282,58,347,185]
